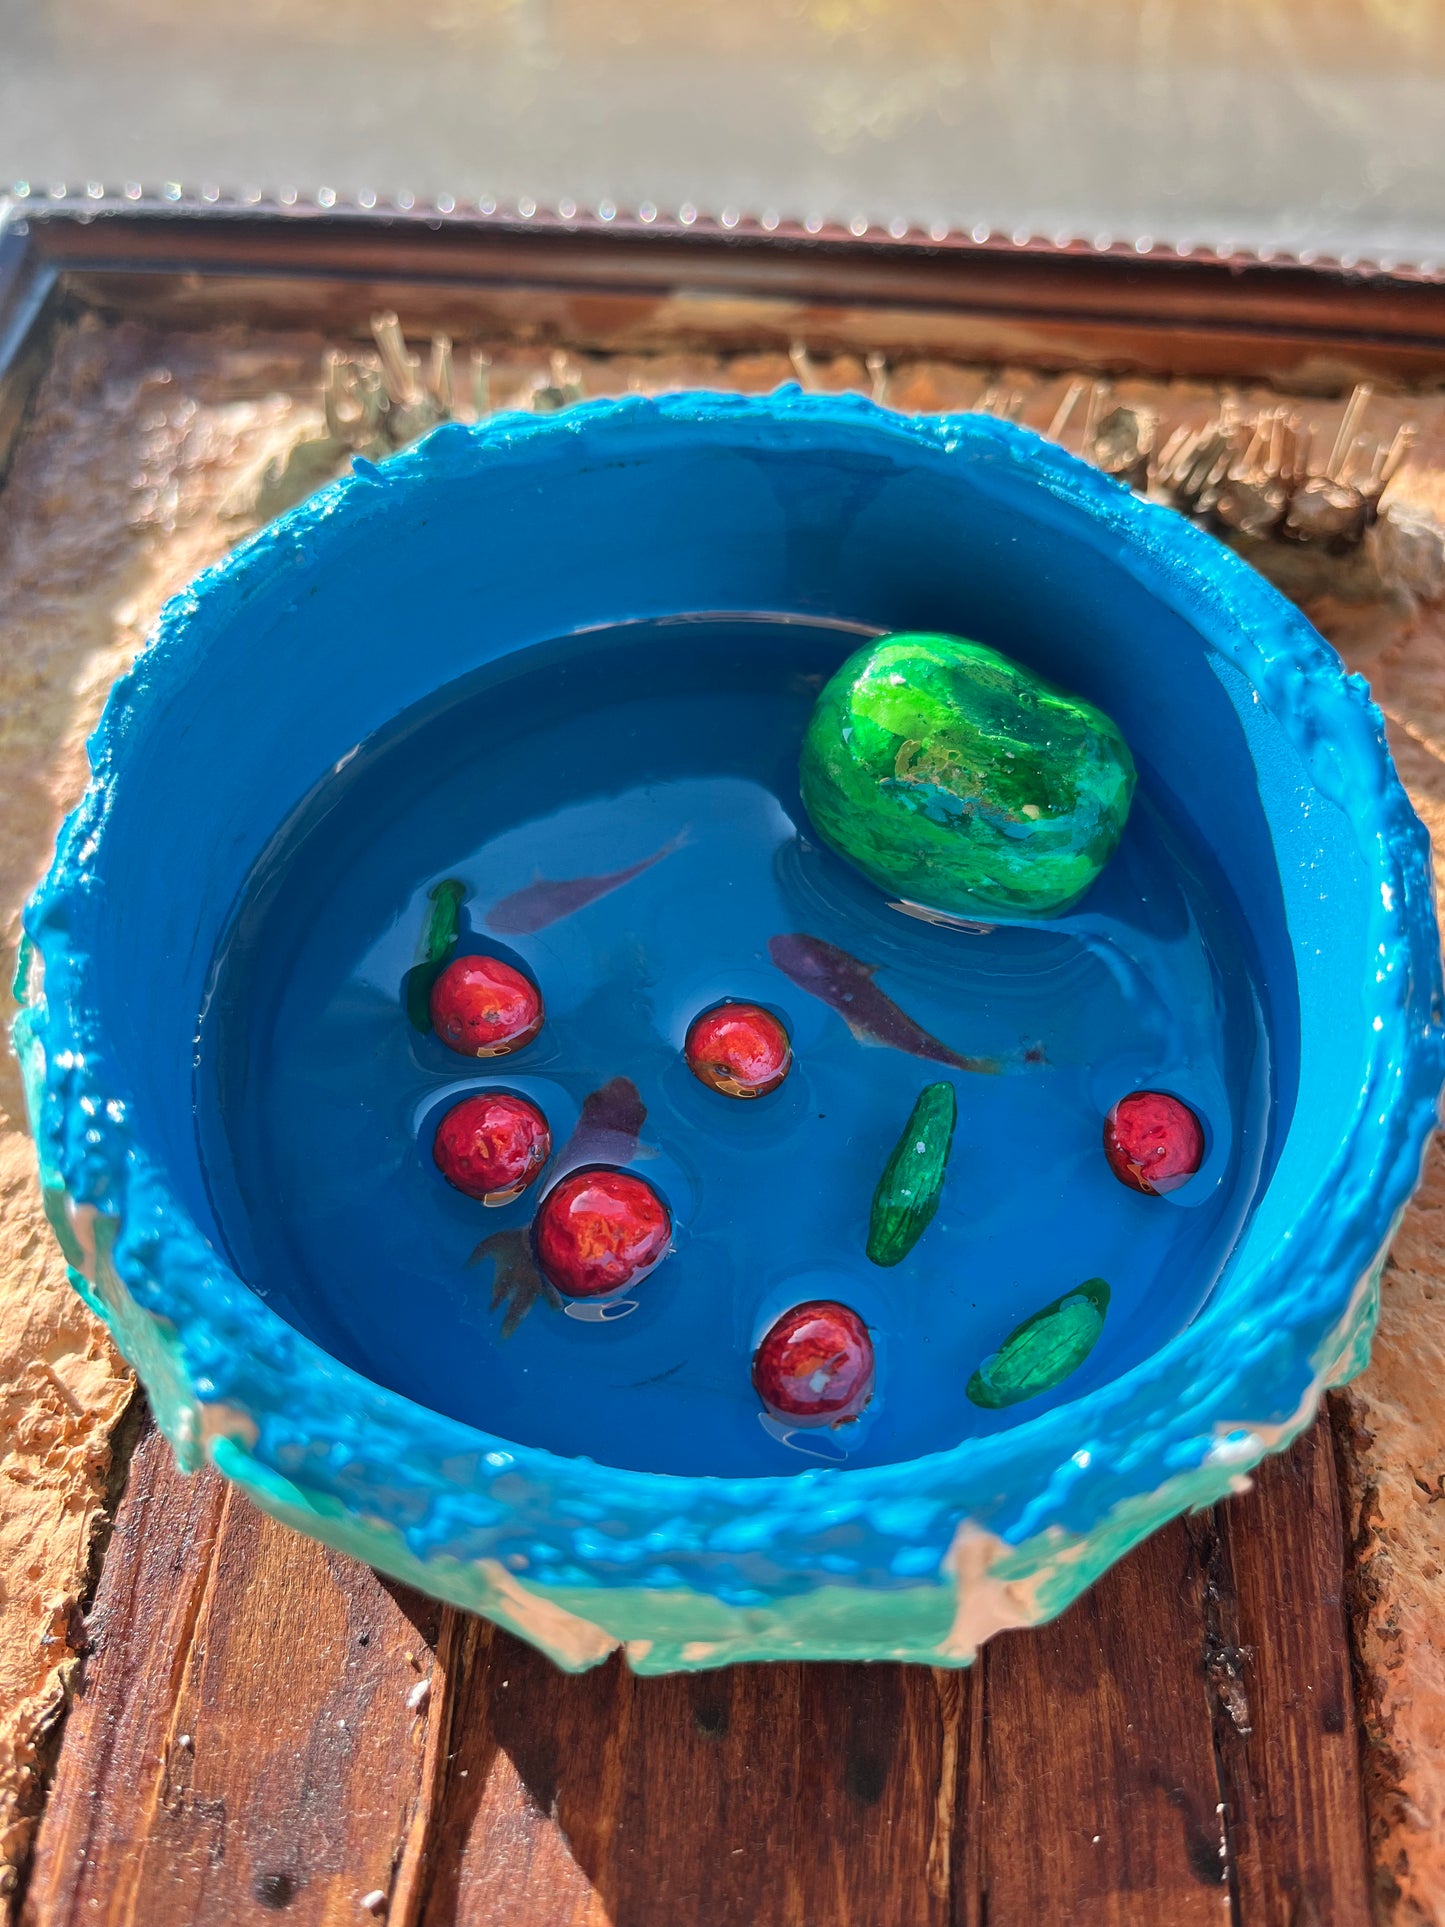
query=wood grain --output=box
[978,1519,1229,1927]
[19,1406,1367,1926]
[938,1414,1366,1927]
[398,1624,967,1927]
[30,208,1445,387]
[1206,1417,1373,1927]
[21,1421,442,1926]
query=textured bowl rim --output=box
[16,391,1445,1623]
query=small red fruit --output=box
[534,1167,671,1299]
[753,1300,874,1426]
[433,1092,551,1204]
[685,1001,792,1098]
[1103,1090,1204,1195]
[429,954,542,1057]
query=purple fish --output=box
[552,1075,647,1177]
[768,933,1001,1075]
[467,1077,648,1332]
[487,832,687,935]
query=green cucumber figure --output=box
[867,1081,957,1267]
[967,1278,1112,1409]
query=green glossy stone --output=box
[867,1081,957,1267]
[404,877,465,1032]
[966,1278,1111,1409]
[799,633,1136,920]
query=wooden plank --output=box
[24,205,1445,348]
[53,267,1445,390]
[21,1418,441,1926]
[396,1626,978,1927]
[405,1618,608,1927]
[0,228,60,483]
[977,1519,1230,1927]
[1204,1415,1372,1926]
[19,1408,1373,1926]
[401,1629,970,1927]
[13,203,1445,383]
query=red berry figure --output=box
[753,1300,874,1426]
[433,1092,551,1205]
[534,1167,671,1299]
[429,954,542,1057]
[685,1001,792,1099]
[1103,1090,1204,1195]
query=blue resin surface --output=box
[17,393,1444,1670]
[196,615,1271,1476]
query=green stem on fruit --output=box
[404,878,466,1032]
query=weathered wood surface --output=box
[20,1424,442,1925]
[0,316,1442,1923]
[1211,1418,1374,1926]
[15,1410,1366,1927]
[1305,593,1445,1927]
[0,317,321,1909]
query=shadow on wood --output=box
[407,1635,965,1927]
[18,1412,1370,1927]
[395,1420,1370,1927]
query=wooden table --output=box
[3,201,1443,1925]
[18,1406,1371,1926]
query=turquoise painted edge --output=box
[202,1256,1378,1674]
[12,391,1442,1671]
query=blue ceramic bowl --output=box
[17,392,1444,1671]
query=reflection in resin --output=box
[404,877,463,1032]
[468,1225,560,1338]
[195,615,1273,1477]
[866,1081,957,1268]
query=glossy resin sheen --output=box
[15,393,1444,1672]
[800,631,1137,918]
[193,608,1261,1476]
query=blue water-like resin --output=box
[195,614,1270,1477]
[16,391,1445,1671]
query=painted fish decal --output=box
[468,1076,648,1332]
[486,832,687,936]
[767,933,1001,1075]
[404,877,465,1032]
